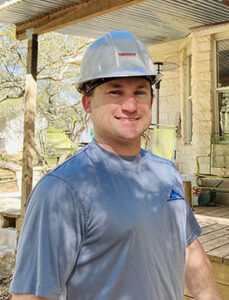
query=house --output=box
[1,1,229,297]
[0,113,50,155]
[0,115,24,154]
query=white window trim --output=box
[214,38,229,136]
[186,55,192,144]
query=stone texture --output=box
[196,51,213,63]
[198,41,212,52]
[196,61,213,72]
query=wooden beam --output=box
[222,0,229,6]
[21,33,38,217]
[190,20,229,31]
[16,0,148,40]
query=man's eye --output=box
[109,90,122,95]
[135,90,146,95]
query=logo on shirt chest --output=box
[167,190,184,201]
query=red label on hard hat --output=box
[118,53,136,56]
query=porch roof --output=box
[0,0,229,44]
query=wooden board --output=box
[211,262,229,285]
[186,206,229,299]
[199,227,229,243]
[217,282,229,299]
[200,223,228,235]
[0,209,20,218]
[202,234,229,252]
[207,243,229,263]
[195,214,229,226]
[224,255,229,265]
[16,0,148,40]
[194,205,229,214]
[184,263,229,299]
[185,283,229,299]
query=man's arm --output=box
[12,294,49,299]
[185,238,223,300]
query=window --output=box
[216,39,229,136]
[186,55,192,143]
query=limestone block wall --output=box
[190,34,214,173]
[178,34,215,175]
[149,34,215,176]
[148,24,229,178]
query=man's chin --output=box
[114,132,142,144]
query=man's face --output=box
[82,77,152,147]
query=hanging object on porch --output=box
[153,62,179,125]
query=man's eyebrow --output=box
[108,83,149,88]
[108,83,123,88]
[136,84,148,89]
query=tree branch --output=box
[0,160,20,172]
[0,90,25,103]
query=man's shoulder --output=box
[141,148,177,169]
[50,144,92,181]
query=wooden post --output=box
[183,181,192,208]
[21,32,38,217]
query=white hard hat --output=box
[77,31,159,94]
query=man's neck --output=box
[94,136,141,156]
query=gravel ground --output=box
[0,168,17,300]
[0,275,12,300]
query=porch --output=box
[185,205,229,299]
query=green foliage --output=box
[0,153,7,161]
[0,24,92,145]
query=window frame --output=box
[214,37,229,137]
[186,54,192,144]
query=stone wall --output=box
[148,25,229,177]
[190,34,214,175]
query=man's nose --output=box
[121,96,138,112]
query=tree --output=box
[0,24,92,152]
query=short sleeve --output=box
[185,200,202,246]
[10,174,86,299]
[174,170,202,247]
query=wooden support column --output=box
[21,32,38,217]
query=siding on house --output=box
[0,116,47,155]
[0,116,24,154]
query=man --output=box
[10,31,222,300]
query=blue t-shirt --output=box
[10,140,201,300]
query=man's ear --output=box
[82,95,92,113]
[150,98,153,108]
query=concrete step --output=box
[0,227,17,249]
[0,245,16,278]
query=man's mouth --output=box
[115,117,140,121]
